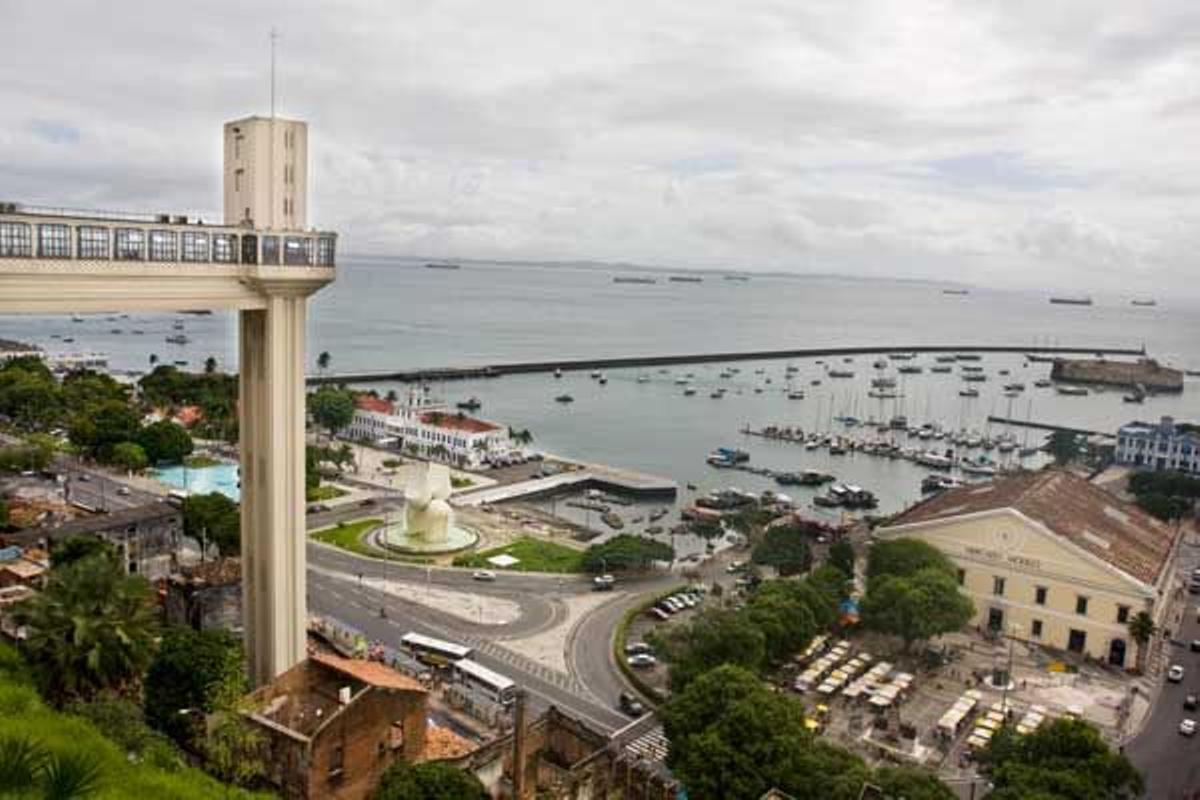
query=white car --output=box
[627,654,658,669]
[1181,719,1197,737]
[472,570,497,582]
[1169,665,1186,683]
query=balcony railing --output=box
[0,203,336,268]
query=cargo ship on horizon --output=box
[1049,296,1093,306]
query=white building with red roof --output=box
[344,388,518,469]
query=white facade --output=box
[1117,416,1200,476]
[345,389,519,469]
[224,116,308,230]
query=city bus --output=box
[450,658,517,706]
[399,632,473,667]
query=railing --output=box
[0,206,336,268]
[0,201,217,226]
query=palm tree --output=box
[204,356,218,374]
[1128,611,1156,673]
[14,554,159,703]
[148,353,158,367]
[317,351,331,376]
[385,389,398,403]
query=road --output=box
[1127,532,1200,800]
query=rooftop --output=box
[419,411,500,434]
[355,394,395,415]
[8,502,180,545]
[169,557,240,588]
[310,651,425,693]
[887,469,1177,586]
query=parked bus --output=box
[399,632,473,666]
[451,658,517,706]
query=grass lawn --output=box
[183,454,222,469]
[451,476,475,489]
[306,484,349,503]
[311,518,383,557]
[454,537,585,573]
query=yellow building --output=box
[876,470,1180,668]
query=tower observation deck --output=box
[0,115,337,686]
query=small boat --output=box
[425,263,461,270]
[810,379,821,386]
[554,394,574,403]
[1049,296,1093,306]
[598,374,608,385]
[1131,299,1157,307]
[62,337,74,343]
[636,375,650,384]
[613,276,657,284]
[110,329,122,334]
[873,359,888,369]
[590,370,601,379]
[935,355,957,363]
[132,329,144,335]
[954,354,982,361]
[71,314,84,322]
[916,451,953,469]
[828,369,854,379]
[709,390,724,399]
[930,365,952,373]
[787,391,805,400]
[165,334,189,344]
[601,512,624,530]
[959,388,979,398]
[173,360,188,367]
[962,373,987,382]
[1056,386,1089,396]
[668,275,703,283]
[897,365,923,375]
[683,387,697,396]
[554,368,563,379]
[872,377,897,389]
[1034,379,1052,388]
[456,397,482,411]
[942,288,969,295]
[1003,383,1025,391]
[961,459,997,476]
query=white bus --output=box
[400,632,473,666]
[451,658,517,706]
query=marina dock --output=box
[309,344,1146,385]
[985,416,1114,439]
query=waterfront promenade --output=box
[308,343,1146,385]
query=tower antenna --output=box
[270,27,278,118]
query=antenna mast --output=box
[270,27,278,118]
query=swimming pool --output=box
[155,462,240,502]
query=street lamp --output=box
[1002,621,1021,717]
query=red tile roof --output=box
[311,652,426,693]
[174,405,204,427]
[419,412,500,434]
[355,395,395,414]
[887,469,1178,586]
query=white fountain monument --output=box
[379,462,478,554]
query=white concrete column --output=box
[240,289,309,685]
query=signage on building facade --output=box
[963,545,1042,571]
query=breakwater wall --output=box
[308,344,1146,385]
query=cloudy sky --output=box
[3,1,1200,294]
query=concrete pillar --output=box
[240,289,309,685]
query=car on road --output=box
[76,474,90,482]
[116,486,131,496]
[627,654,658,669]
[726,561,746,574]
[359,498,376,507]
[472,570,497,582]
[593,574,616,591]
[1169,665,1186,683]
[1181,719,1197,737]
[625,642,654,656]
[649,607,670,621]
[1185,694,1198,711]
[618,692,645,717]
[1191,640,1200,654]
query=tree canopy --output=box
[372,760,488,800]
[655,609,768,692]
[181,492,241,556]
[828,539,855,577]
[308,386,356,436]
[14,554,158,703]
[69,401,141,461]
[50,534,118,568]
[145,627,246,746]
[137,420,194,464]
[581,535,674,573]
[861,567,974,650]
[111,441,150,473]
[983,718,1142,800]
[752,525,813,576]
[1127,470,1200,522]
[866,538,956,586]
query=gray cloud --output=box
[1,0,1199,295]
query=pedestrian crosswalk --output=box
[465,637,584,694]
[625,725,670,763]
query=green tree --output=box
[0,366,61,430]
[0,735,105,799]
[181,493,241,556]
[1128,611,1156,673]
[50,535,118,569]
[0,496,7,529]
[111,441,149,473]
[744,581,818,664]
[866,538,956,586]
[317,351,331,375]
[69,401,141,461]
[662,664,871,800]
[752,525,812,576]
[808,563,851,608]
[873,766,957,800]
[1049,430,1082,466]
[60,369,129,414]
[828,539,855,577]
[983,718,1142,800]
[656,609,767,692]
[372,760,488,800]
[137,420,194,464]
[202,711,266,789]
[308,386,355,437]
[13,554,158,703]
[861,567,974,651]
[582,535,674,573]
[145,627,247,747]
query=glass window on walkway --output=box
[38,224,71,258]
[181,231,210,262]
[261,235,280,265]
[0,222,32,256]
[148,230,177,261]
[213,233,237,263]
[317,236,335,266]
[115,228,145,260]
[283,236,309,265]
[77,226,110,259]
